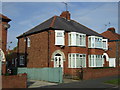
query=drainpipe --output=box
[23,33,27,67]
[25,37,27,67]
[48,30,50,67]
[17,39,19,67]
[116,41,119,67]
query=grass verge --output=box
[104,78,120,85]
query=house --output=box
[6,47,18,68]
[101,27,120,67]
[0,14,11,74]
[0,14,11,54]
[17,11,109,76]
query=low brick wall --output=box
[83,68,119,80]
[65,67,119,80]
[2,74,27,88]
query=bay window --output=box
[68,32,86,46]
[89,55,103,67]
[88,36,108,50]
[68,53,86,68]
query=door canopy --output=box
[51,50,65,61]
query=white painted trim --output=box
[103,53,109,61]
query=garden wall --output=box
[83,67,119,80]
[65,67,119,80]
[2,74,27,88]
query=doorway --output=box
[54,53,63,68]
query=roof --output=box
[0,14,11,22]
[17,15,104,38]
[101,30,120,41]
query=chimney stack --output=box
[60,11,71,20]
[107,27,116,33]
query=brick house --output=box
[0,14,11,54]
[17,11,109,75]
[101,27,120,67]
[0,14,11,74]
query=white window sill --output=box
[55,44,65,46]
[68,45,86,47]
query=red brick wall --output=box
[107,41,120,67]
[0,22,8,54]
[18,31,49,68]
[107,42,116,58]
[2,64,6,74]
[2,74,27,88]
[83,68,119,80]
[64,68,119,80]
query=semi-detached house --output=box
[17,11,109,75]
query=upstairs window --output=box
[19,55,25,66]
[88,36,102,48]
[102,39,108,50]
[27,37,30,47]
[68,32,86,46]
[88,36,108,50]
[55,30,65,45]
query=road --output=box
[37,75,119,89]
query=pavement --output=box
[27,78,79,88]
[27,75,119,89]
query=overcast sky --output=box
[1,1,118,49]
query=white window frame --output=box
[88,36,108,50]
[89,55,103,67]
[68,32,86,47]
[68,53,86,68]
[55,30,65,45]
[19,55,25,66]
[102,39,108,50]
[27,37,30,47]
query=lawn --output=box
[104,78,120,85]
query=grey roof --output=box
[17,16,103,38]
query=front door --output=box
[54,55,63,68]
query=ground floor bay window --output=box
[68,53,86,68]
[89,55,103,67]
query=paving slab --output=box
[27,80,58,88]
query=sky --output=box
[0,1,119,49]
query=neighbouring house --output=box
[17,11,110,76]
[0,14,11,74]
[101,27,120,67]
[0,14,11,54]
